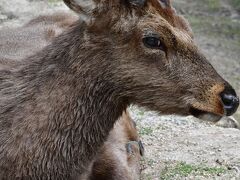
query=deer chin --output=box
[189,107,222,122]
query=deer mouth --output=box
[189,107,223,122]
[188,85,239,122]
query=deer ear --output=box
[128,0,146,7]
[159,0,171,8]
[63,0,95,21]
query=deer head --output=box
[64,0,239,121]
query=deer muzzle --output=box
[220,86,239,116]
[190,83,239,121]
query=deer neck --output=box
[3,21,128,173]
[38,21,128,156]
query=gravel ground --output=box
[0,0,240,179]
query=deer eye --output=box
[143,37,164,50]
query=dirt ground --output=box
[0,0,240,179]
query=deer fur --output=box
[0,0,238,179]
[77,111,144,180]
[0,9,238,129]
[0,12,143,179]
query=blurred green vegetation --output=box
[161,162,226,180]
[231,0,240,11]
[187,15,240,45]
[193,0,240,12]
[207,0,221,11]
[139,126,153,136]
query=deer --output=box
[77,111,144,180]
[0,5,239,130]
[0,0,239,179]
[0,12,144,180]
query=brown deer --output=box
[77,111,144,180]
[0,12,144,180]
[0,0,239,179]
[0,7,238,129]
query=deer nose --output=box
[220,86,239,116]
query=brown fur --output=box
[77,112,143,180]
[0,12,143,179]
[0,0,238,179]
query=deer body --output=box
[0,12,143,179]
[78,111,143,180]
[0,0,239,179]
[0,20,129,178]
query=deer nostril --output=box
[220,87,239,116]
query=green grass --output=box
[139,126,153,136]
[138,110,145,117]
[141,173,153,180]
[207,0,221,11]
[182,0,240,42]
[160,162,226,179]
[187,15,240,43]
[231,0,240,11]
[146,158,156,166]
[189,0,221,13]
